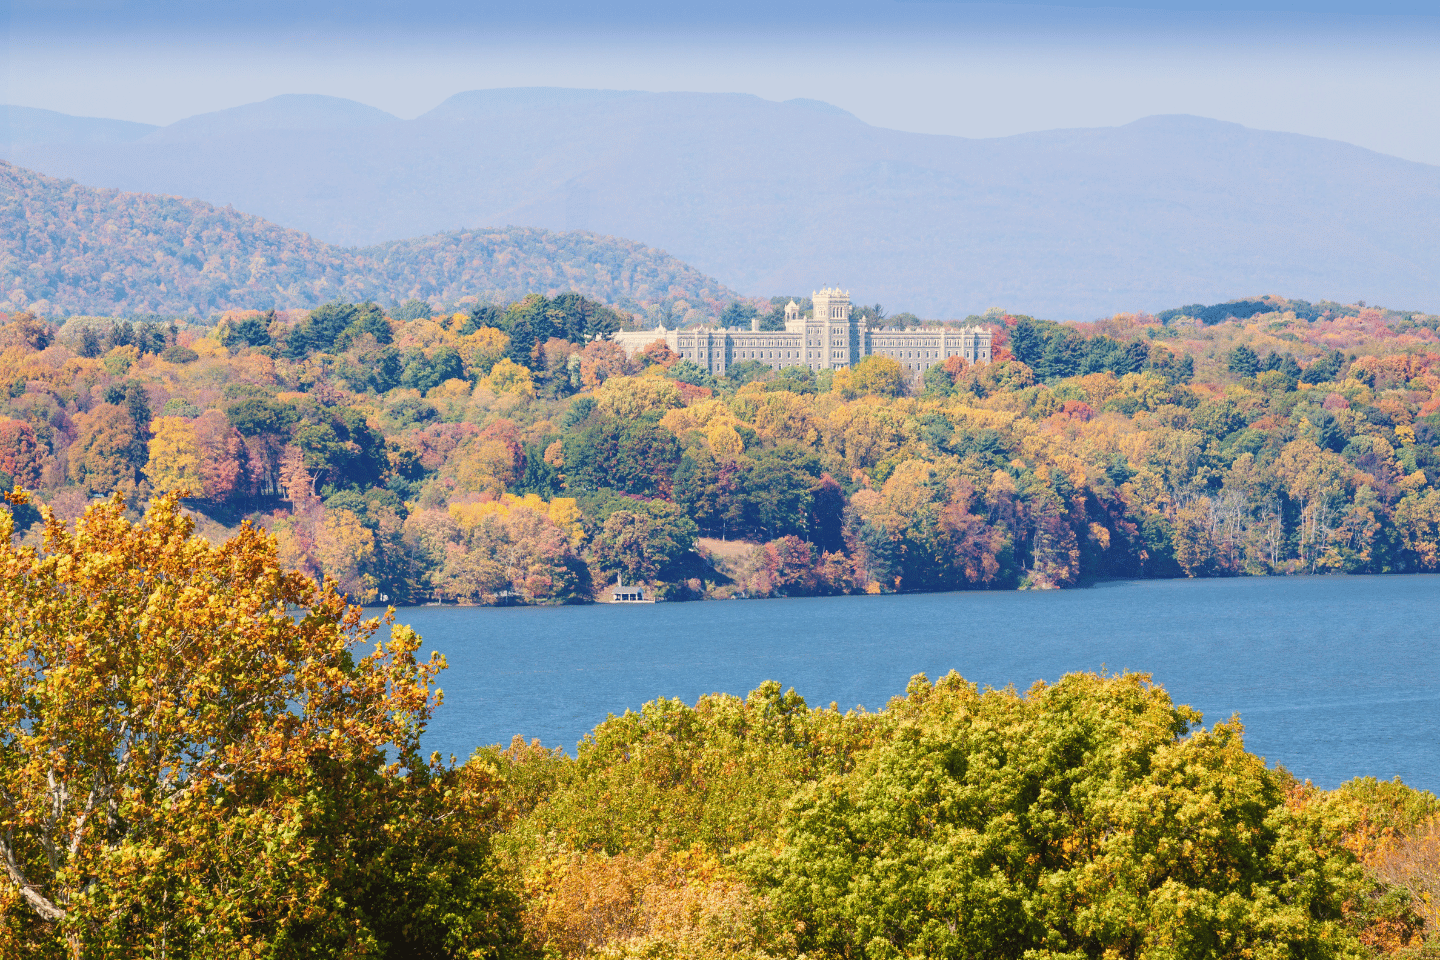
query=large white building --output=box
[613,288,991,378]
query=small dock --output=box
[609,575,655,603]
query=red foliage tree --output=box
[193,410,252,501]
[0,418,42,488]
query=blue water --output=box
[383,574,1440,791]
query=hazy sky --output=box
[4,0,1439,165]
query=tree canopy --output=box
[761,672,1367,960]
[0,294,1438,605]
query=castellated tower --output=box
[812,287,851,325]
[812,287,853,369]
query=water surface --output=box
[385,575,1440,791]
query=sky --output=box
[3,0,1440,165]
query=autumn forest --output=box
[2,290,1440,606]
[5,0,1440,944]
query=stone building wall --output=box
[612,287,992,379]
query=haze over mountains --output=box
[4,89,1440,319]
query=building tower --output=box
[783,299,804,333]
[812,287,853,369]
[812,287,851,325]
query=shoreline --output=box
[368,568,1440,610]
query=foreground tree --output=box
[758,672,1373,960]
[0,492,523,958]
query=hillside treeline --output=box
[4,499,1439,955]
[0,160,737,319]
[2,294,1440,601]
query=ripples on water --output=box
[378,574,1440,791]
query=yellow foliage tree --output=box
[317,507,379,602]
[706,421,744,457]
[594,375,683,420]
[881,460,937,517]
[458,326,510,379]
[1394,490,1440,570]
[450,493,585,546]
[483,358,536,398]
[547,497,587,546]
[453,438,524,494]
[0,493,520,956]
[67,406,136,495]
[143,416,202,494]
[523,846,762,960]
[101,345,138,377]
[438,494,588,603]
[835,355,907,399]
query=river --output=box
[382,574,1440,791]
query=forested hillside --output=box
[0,161,738,318]
[2,292,1439,605]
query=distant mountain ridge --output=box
[4,89,1439,318]
[145,94,400,145]
[1,105,157,148]
[0,161,739,317]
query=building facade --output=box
[613,288,991,379]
